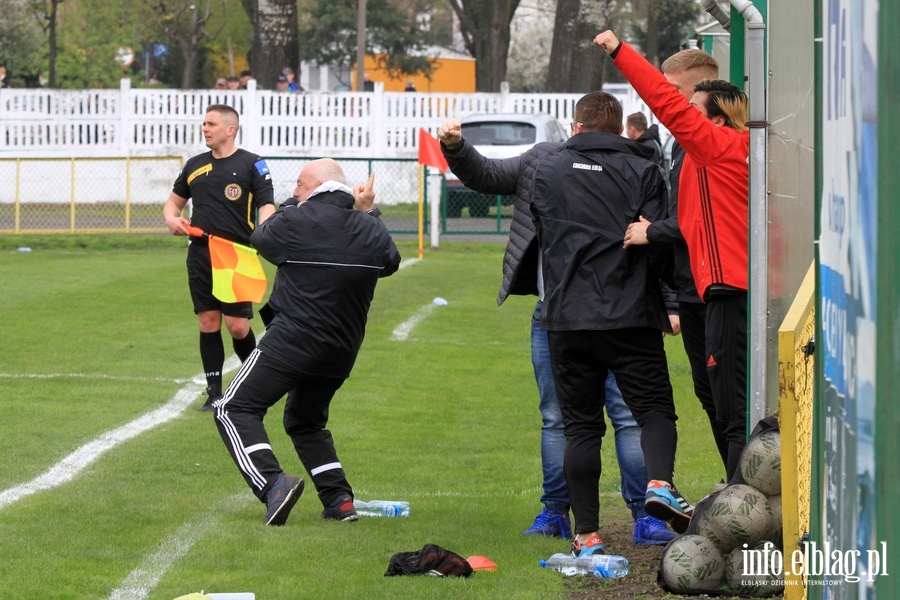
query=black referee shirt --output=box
[173,149,276,244]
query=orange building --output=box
[353,46,476,93]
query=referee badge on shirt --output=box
[224,183,242,201]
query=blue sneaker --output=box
[522,507,572,539]
[644,480,693,534]
[264,473,304,526]
[571,534,605,557]
[633,516,677,545]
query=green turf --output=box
[0,235,722,599]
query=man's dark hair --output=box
[240,70,252,78]
[575,91,623,134]
[694,80,748,132]
[626,112,648,132]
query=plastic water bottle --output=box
[539,553,629,578]
[353,499,411,517]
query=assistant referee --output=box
[163,104,276,411]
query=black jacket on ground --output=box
[530,131,671,332]
[250,190,401,378]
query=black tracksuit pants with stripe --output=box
[214,347,352,508]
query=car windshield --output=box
[461,121,538,146]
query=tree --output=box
[153,0,227,88]
[26,0,63,87]
[446,0,521,92]
[296,0,435,88]
[51,0,148,88]
[0,0,45,84]
[628,0,700,67]
[545,0,616,93]
[240,0,298,89]
[505,0,554,92]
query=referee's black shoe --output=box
[198,386,221,412]
[265,474,305,526]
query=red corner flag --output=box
[418,128,449,172]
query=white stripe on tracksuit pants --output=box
[213,347,353,506]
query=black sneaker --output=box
[198,385,221,412]
[264,474,304,526]
[321,495,358,522]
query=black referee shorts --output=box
[186,243,254,318]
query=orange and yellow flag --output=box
[208,235,267,304]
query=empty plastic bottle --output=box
[539,553,628,578]
[352,499,411,517]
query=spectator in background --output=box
[239,70,252,89]
[276,75,289,92]
[227,76,240,90]
[625,112,664,169]
[0,66,9,88]
[404,80,417,92]
[282,67,302,92]
[214,78,228,90]
[363,72,375,92]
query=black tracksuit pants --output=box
[703,291,748,481]
[679,300,730,473]
[214,348,352,508]
[547,327,676,535]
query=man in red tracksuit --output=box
[595,30,751,481]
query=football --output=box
[725,543,785,597]
[740,430,782,495]
[660,534,727,593]
[695,484,773,553]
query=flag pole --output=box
[418,164,424,260]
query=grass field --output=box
[0,235,724,599]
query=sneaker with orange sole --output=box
[571,534,605,558]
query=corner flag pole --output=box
[418,164,424,260]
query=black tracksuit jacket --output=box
[250,191,401,379]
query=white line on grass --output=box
[398,258,419,270]
[0,357,240,510]
[391,303,439,341]
[0,373,193,384]
[107,493,250,600]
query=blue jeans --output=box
[531,301,648,521]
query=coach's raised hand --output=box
[354,171,376,212]
[593,31,621,55]
[438,119,463,148]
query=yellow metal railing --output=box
[0,156,183,234]
[778,262,816,600]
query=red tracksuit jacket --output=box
[613,42,749,299]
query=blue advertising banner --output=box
[819,0,879,597]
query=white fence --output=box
[0,80,659,160]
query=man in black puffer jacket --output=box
[213,158,400,527]
[439,108,677,547]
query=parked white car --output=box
[443,113,569,217]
